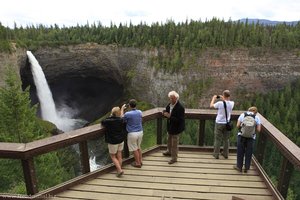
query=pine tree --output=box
[0,66,70,194]
[0,66,44,142]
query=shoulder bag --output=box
[223,101,233,131]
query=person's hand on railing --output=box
[162,110,170,118]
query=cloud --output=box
[125,10,147,18]
[0,0,299,28]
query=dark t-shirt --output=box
[101,116,127,144]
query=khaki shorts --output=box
[108,142,124,154]
[127,131,143,151]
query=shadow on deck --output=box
[49,147,275,200]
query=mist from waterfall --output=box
[27,51,98,171]
[26,51,87,133]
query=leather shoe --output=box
[233,165,242,172]
[168,159,177,164]
[221,153,228,159]
[163,151,171,156]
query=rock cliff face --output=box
[1,43,299,122]
[125,47,300,107]
[0,47,24,86]
[20,44,139,121]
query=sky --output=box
[0,0,299,28]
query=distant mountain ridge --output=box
[238,18,299,26]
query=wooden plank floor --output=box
[49,150,274,200]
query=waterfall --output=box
[27,51,98,171]
[27,51,58,124]
[26,51,87,132]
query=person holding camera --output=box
[121,99,143,168]
[101,107,127,177]
[162,91,185,164]
[210,90,234,159]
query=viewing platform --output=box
[0,108,299,200]
[50,148,274,200]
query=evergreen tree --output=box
[0,66,44,142]
[0,66,74,194]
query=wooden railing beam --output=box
[198,120,205,146]
[277,157,294,199]
[255,131,267,165]
[79,141,90,174]
[0,108,299,199]
[22,158,38,195]
[123,139,129,158]
[258,114,300,170]
[156,118,163,145]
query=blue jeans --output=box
[236,135,254,170]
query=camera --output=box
[216,95,221,99]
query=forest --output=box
[0,18,300,53]
[0,18,299,199]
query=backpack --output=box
[240,112,256,138]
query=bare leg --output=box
[110,154,122,173]
[137,148,142,165]
[133,150,141,166]
[116,151,123,167]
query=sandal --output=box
[116,171,124,177]
[131,162,141,168]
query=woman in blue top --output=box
[121,99,143,168]
[234,106,261,173]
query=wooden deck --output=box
[49,150,274,200]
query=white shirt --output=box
[169,100,177,114]
[214,100,235,124]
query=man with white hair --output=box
[162,91,185,164]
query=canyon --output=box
[0,43,300,123]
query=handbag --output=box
[226,121,233,131]
[223,101,233,131]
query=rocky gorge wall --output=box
[126,47,300,107]
[1,43,300,122]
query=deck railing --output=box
[0,108,299,199]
